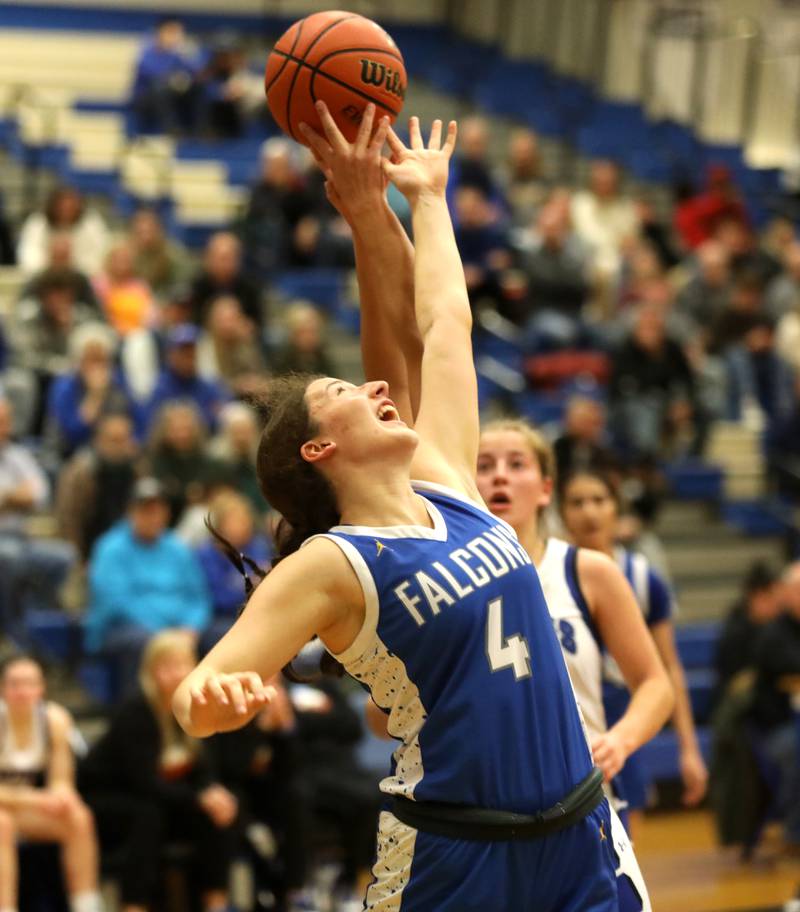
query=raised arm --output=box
[383,119,480,497]
[301,103,422,424]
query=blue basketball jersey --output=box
[306,481,593,814]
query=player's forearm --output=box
[409,192,471,339]
[610,675,674,756]
[352,204,421,412]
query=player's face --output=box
[560,475,617,551]
[476,430,551,531]
[2,660,45,712]
[304,377,417,464]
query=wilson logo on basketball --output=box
[359,58,406,100]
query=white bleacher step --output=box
[666,537,782,579]
[120,137,175,198]
[655,500,719,536]
[671,581,742,623]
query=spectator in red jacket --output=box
[675,165,749,251]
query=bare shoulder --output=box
[575,548,630,612]
[264,536,365,606]
[45,702,74,738]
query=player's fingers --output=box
[442,120,458,157]
[315,100,349,153]
[299,123,333,162]
[190,685,208,706]
[369,116,390,154]
[222,676,248,714]
[206,676,229,706]
[409,115,423,150]
[355,102,375,152]
[385,125,406,158]
[240,671,267,701]
[428,119,442,151]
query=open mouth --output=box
[377,402,401,423]
[489,492,512,508]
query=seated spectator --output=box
[635,195,680,271]
[79,630,237,911]
[16,186,109,277]
[715,217,781,287]
[208,675,313,912]
[130,16,200,135]
[56,412,139,562]
[0,396,75,643]
[450,116,500,203]
[272,302,337,377]
[776,293,800,379]
[675,164,749,251]
[515,199,591,347]
[196,33,262,139]
[129,207,190,302]
[86,478,211,690]
[94,239,156,337]
[198,491,273,650]
[571,159,638,282]
[208,402,263,515]
[453,186,511,313]
[0,654,102,912]
[293,673,380,904]
[618,239,673,312]
[45,322,132,457]
[675,240,732,334]
[500,128,548,227]
[145,324,230,433]
[553,395,617,479]
[767,375,800,499]
[609,302,702,458]
[19,233,98,312]
[241,138,325,279]
[144,401,225,523]
[716,561,781,701]
[190,232,263,328]
[751,563,800,848]
[766,240,800,322]
[197,294,267,397]
[707,271,766,355]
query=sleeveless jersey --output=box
[537,538,607,743]
[307,481,593,814]
[0,700,50,788]
[604,547,674,687]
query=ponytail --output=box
[209,374,345,680]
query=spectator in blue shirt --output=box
[131,17,199,135]
[197,490,273,653]
[45,322,134,457]
[145,323,229,434]
[86,476,211,694]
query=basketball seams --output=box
[284,13,361,141]
[264,17,304,94]
[310,67,401,118]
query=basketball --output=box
[265,10,406,146]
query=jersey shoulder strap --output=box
[565,545,602,651]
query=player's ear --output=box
[539,475,554,510]
[301,439,337,464]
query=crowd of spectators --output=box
[0,19,799,904]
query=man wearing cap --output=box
[85,476,211,694]
[144,323,230,434]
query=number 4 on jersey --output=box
[486,597,532,680]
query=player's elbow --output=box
[420,304,472,344]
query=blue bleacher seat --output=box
[25,610,82,664]
[676,623,720,669]
[663,460,724,501]
[686,668,717,724]
[638,726,712,782]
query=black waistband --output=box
[391,767,605,841]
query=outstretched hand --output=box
[383,116,457,203]
[187,671,275,733]
[299,100,391,221]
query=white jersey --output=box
[537,538,608,743]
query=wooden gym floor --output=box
[638,810,800,912]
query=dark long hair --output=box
[208,374,344,678]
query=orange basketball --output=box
[265,10,406,146]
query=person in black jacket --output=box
[78,630,238,912]
[752,563,800,846]
[715,561,781,703]
[609,301,703,458]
